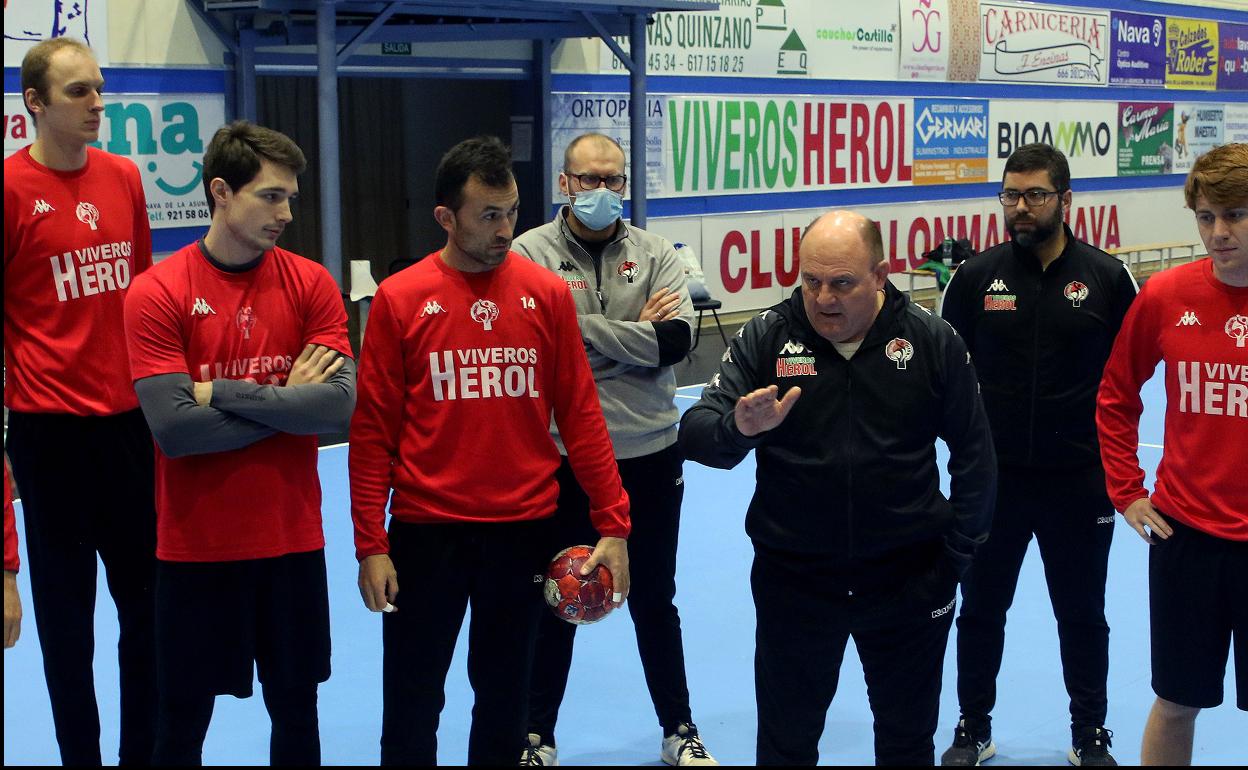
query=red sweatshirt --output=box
[125,243,351,562]
[350,252,629,561]
[1097,259,1248,541]
[4,147,152,415]
[4,464,16,573]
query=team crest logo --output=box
[75,201,100,231]
[1064,281,1089,308]
[471,299,500,331]
[236,306,257,339]
[617,260,639,283]
[1226,315,1248,348]
[885,338,914,370]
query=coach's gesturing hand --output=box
[734,385,802,437]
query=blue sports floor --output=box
[3,373,1244,765]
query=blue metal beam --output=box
[260,18,627,45]
[238,26,259,120]
[628,11,646,228]
[241,0,717,17]
[336,0,402,64]
[318,0,344,290]
[185,0,240,55]
[537,37,553,218]
[580,10,633,73]
[254,52,530,78]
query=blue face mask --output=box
[570,187,623,232]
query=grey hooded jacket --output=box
[512,208,693,459]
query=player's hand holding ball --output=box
[544,537,629,624]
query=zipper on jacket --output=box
[1026,273,1042,466]
[593,253,605,308]
[845,369,855,562]
[567,236,607,311]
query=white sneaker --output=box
[661,723,718,766]
[520,733,558,766]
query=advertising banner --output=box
[4,0,109,66]
[664,95,914,196]
[600,0,900,80]
[912,98,989,184]
[1166,18,1219,90]
[899,0,951,80]
[978,1,1110,86]
[1217,22,1248,91]
[989,99,1118,179]
[1117,102,1174,176]
[1109,11,1166,87]
[1173,103,1225,173]
[552,92,917,200]
[1224,102,1248,144]
[549,93,666,204]
[4,92,226,229]
[649,187,1200,313]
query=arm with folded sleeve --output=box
[198,344,356,435]
[579,239,695,377]
[133,346,351,459]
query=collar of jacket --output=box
[780,281,911,352]
[1008,222,1077,272]
[554,205,635,251]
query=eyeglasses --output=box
[998,189,1062,206]
[565,172,627,192]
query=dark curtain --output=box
[256,75,410,286]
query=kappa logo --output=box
[32,199,55,215]
[1064,280,1089,308]
[988,278,1009,292]
[1176,310,1201,327]
[779,340,808,355]
[470,299,500,331]
[421,300,446,317]
[191,297,216,316]
[1226,315,1248,348]
[75,201,100,231]
[557,261,578,272]
[932,598,956,619]
[886,338,915,370]
[721,347,733,363]
[709,372,722,388]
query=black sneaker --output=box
[1069,726,1116,766]
[940,718,996,766]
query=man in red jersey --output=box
[350,135,630,766]
[3,37,158,766]
[4,462,21,649]
[124,121,355,766]
[1097,142,1248,766]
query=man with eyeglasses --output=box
[511,132,716,766]
[938,143,1138,766]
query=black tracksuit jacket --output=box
[939,225,1138,470]
[679,283,997,582]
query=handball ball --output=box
[544,545,615,625]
